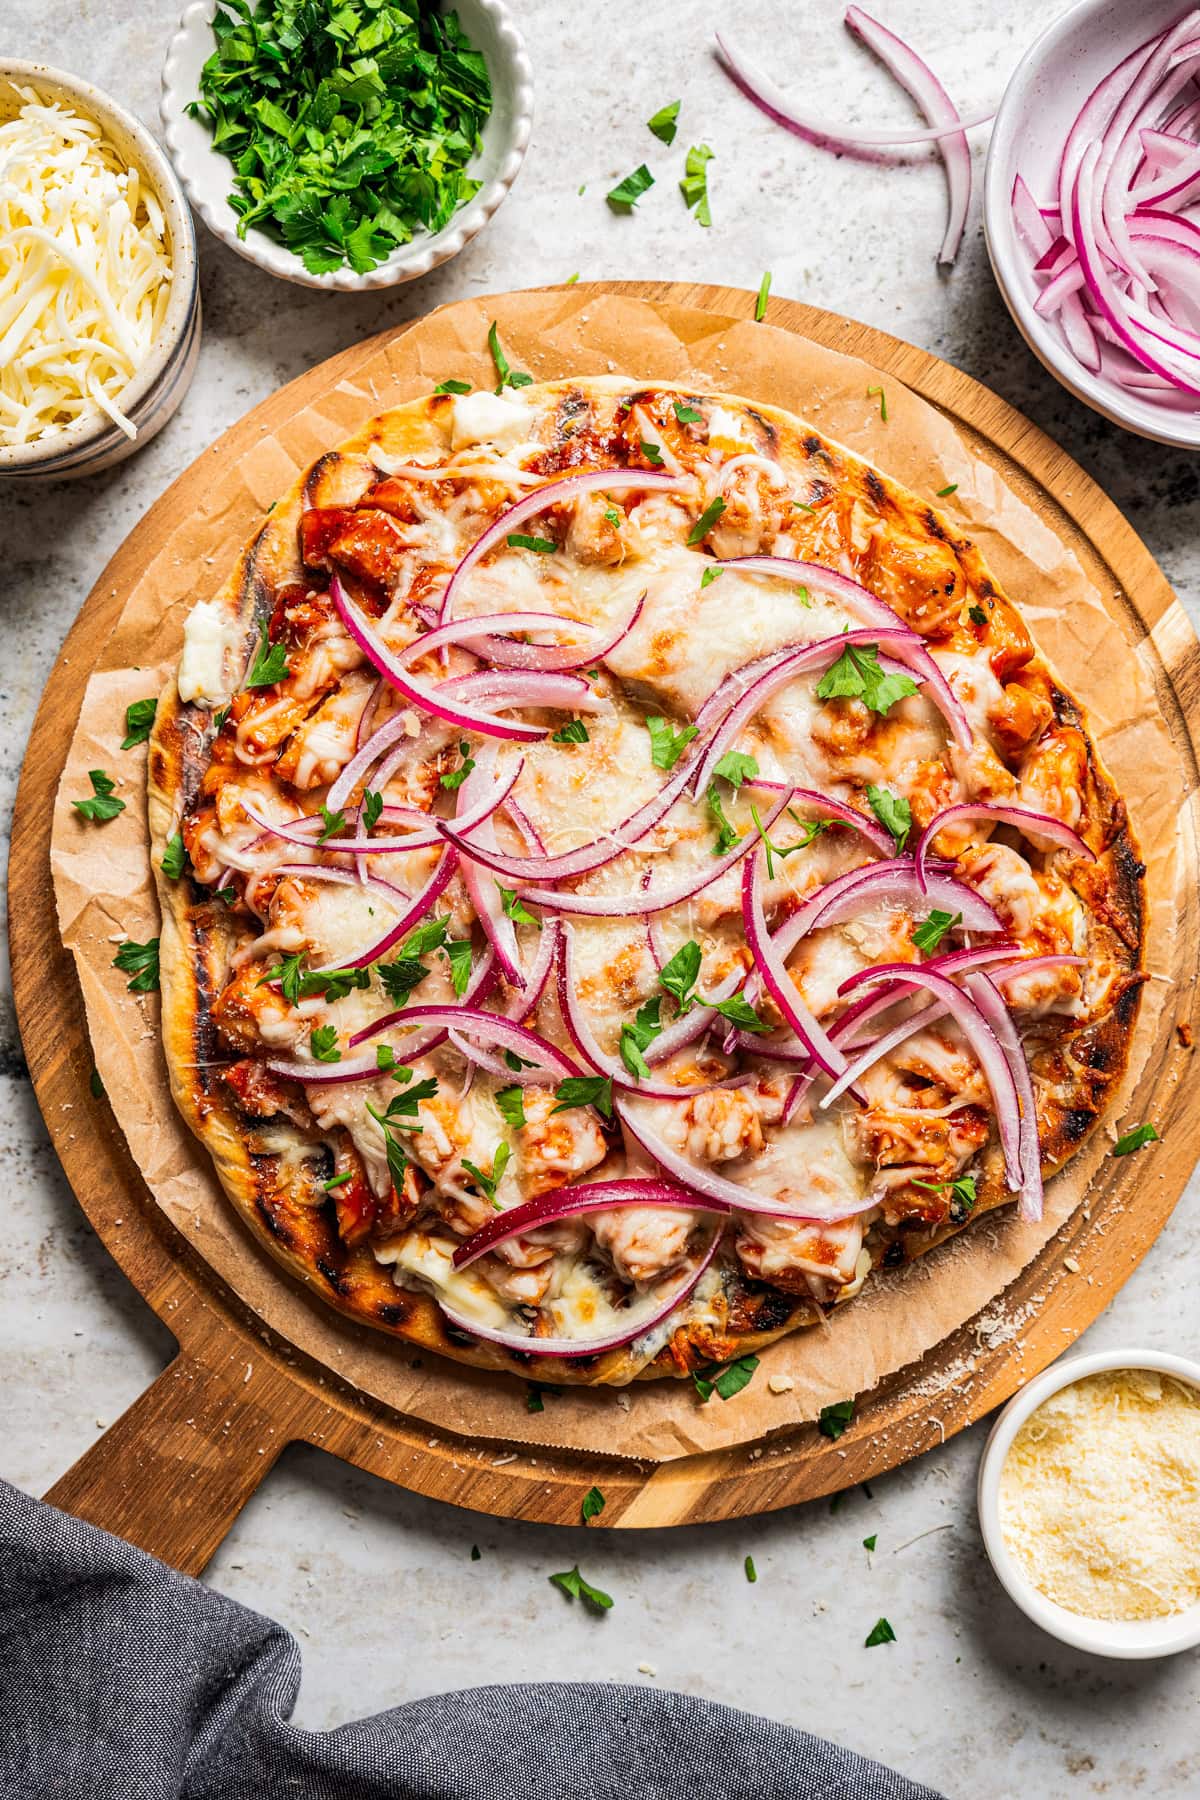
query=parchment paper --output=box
[49,290,1181,1463]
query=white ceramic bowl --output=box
[0,62,200,480]
[160,0,532,292]
[977,1347,1200,1659]
[984,0,1200,449]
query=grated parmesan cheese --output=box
[999,1368,1200,1621]
[0,86,172,447]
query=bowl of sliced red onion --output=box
[985,0,1200,445]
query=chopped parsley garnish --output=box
[73,769,125,823]
[461,1140,510,1208]
[526,1382,558,1412]
[505,1047,533,1072]
[936,482,959,497]
[317,804,345,844]
[377,955,430,1007]
[700,566,722,590]
[818,1398,855,1441]
[607,163,655,212]
[488,320,532,394]
[161,832,188,880]
[263,953,371,1007]
[212,706,230,731]
[708,992,769,1034]
[496,882,540,928]
[658,941,701,1013]
[815,642,918,716]
[440,741,476,790]
[189,0,491,274]
[795,584,812,608]
[245,624,289,689]
[113,937,159,993]
[706,780,742,856]
[581,1485,606,1524]
[687,495,726,546]
[640,439,664,466]
[214,887,238,906]
[445,936,472,998]
[552,1074,613,1119]
[968,604,988,627]
[366,1077,437,1189]
[551,718,589,744]
[121,697,157,749]
[912,909,961,953]
[620,997,663,1080]
[867,385,889,423]
[470,1543,482,1559]
[434,379,472,396]
[866,783,912,851]
[565,271,580,285]
[744,1554,758,1583]
[679,142,714,226]
[1113,1122,1160,1157]
[507,533,556,553]
[863,1534,877,1552]
[323,1170,353,1192]
[376,1045,397,1071]
[865,1618,896,1647]
[398,916,449,958]
[549,1566,612,1611]
[693,1354,759,1402]
[755,270,771,321]
[751,801,829,880]
[914,1174,977,1223]
[645,714,698,771]
[89,1068,104,1099]
[362,789,384,831]
[673,399,703,424]
[495,1084,527,1131]
[310,1025,341,1063]
[647,100,680,145]
[603,506,622,528]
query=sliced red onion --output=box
[742,847,849,1081]
[439,470,689,627]
[331,575,549,742]
[436,1225,721,1361]
[260,862,409,906]
[914,801,1094,890]
[645,965,745,1067]
[240,757,519,859]
[765,857,1001,974]
[444,669,604,714]
[844,6,971,266]
[456,748,525,990]
[616,1098,880,1222]
[743,780,896,858]
[397,609,598,673]
[313,845,459,974]
[714,555,911,632]
[714,30,993,158]
[452,1178,726,1270]
[963,972,1043,1222]
[325,705,419,815]
[348,1004,583,1080]
[503,914,559,1023]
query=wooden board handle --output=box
[44,1349,287,1576]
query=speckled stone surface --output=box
[2,2,1199,1793]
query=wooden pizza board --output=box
[12,282,1200,1575]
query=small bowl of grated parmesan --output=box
[0,61,200,479]
[977,1348,1200,1658]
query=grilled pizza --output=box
[148,374,1144,1385]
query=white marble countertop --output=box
[3,2,1199,1793]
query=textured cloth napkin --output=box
[0,1480,944,1800]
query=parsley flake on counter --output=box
[161,832,188,880]
[488,320,532,393]
[434,379,472,395]
[693,1354,759,1402]
[565,271,580,284]
[818,1398,855,1441]
[581,1485,606,1524]
[867,385,889,423]
[687,495,726,545]
[121,697,157,749]
[936,482,959,496]
[1113,1122,1160,1156]
[74,769,125,824]
[527,1382,559,1413]
[816,642,917,716]
[912,909,961,953]
[496,882,540,928]
[190,0,492,276]
[551,718,589,744]
[645,714,698,771]
[866,783,912,851]
[679,142,714,226]
[659,941,701,1013]
[549,1566,613,1611]
[673,399,703,424]
[470,1544,482,1560]
[551,1074,613,1119]
[863,1535,877,1552]
[245,624,289,689]
[647,99,681,145]
[507,532,556,553]
[607,163,655,212]
[310,1025,341,1063]
[865,1617,897,1647]
[755,270,772,321]
[113,937,159,993]
[495,1084,527,1131]
[462,1140,510,1208]
[744,1554,758,1583]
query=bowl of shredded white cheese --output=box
[0,62,200,478]
[977,1347,1200,1658]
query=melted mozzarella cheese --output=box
[451,391,538,451]
[179,600,241,705]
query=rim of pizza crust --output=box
[147,377,1145,1386]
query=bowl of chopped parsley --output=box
[161,0,532,290]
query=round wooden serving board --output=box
[12,283,1200,1575]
